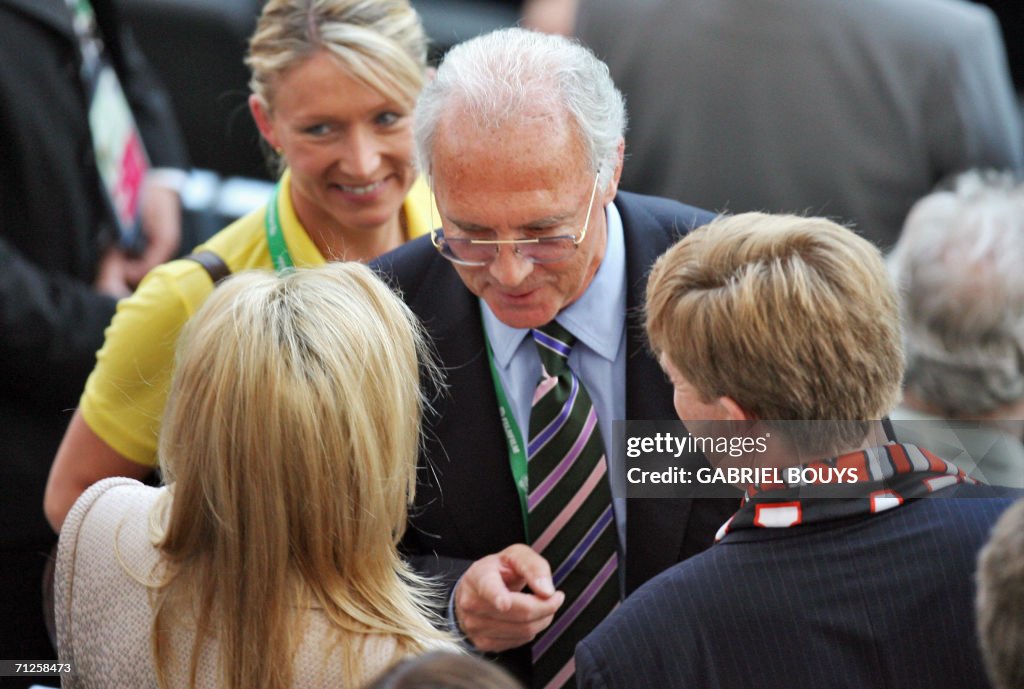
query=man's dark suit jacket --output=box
[0,0,187,672]
[374,191,738,682]
[576,483,1023,689]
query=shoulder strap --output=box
[182,250,231,285]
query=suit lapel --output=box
[4,0,75,41]
[409,256,527,556]
[618,193,694,593]
[404,195,716,589]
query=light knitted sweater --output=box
[56,478,451,688]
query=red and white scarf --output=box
[715,443,975,541]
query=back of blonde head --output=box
[246,0,427,110]
[646,212,904,425]
[365,651,525,689]
[153,262,449,689]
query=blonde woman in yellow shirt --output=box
[45,0,436,531]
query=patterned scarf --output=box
[716,443,975,541]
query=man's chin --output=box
[487,302,558,331]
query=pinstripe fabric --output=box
[576,459,1023,689]
[528,322,619,689]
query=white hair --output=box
[888,169,1024,416]
[413,27,626,191]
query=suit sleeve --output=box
[932,5,1023,175]
[98,1,189,170]
[404,552,473,605]
[0,235,116,412]
[575,638,613,689]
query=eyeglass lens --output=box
[445,236,576,264]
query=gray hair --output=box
[414,27,626,190]
[888,169,1024,417]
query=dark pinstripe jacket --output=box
[576,482,1023,689]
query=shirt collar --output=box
[276,170,435,264]
[402,175,438,240]
[483,200,627,364]
[715,442,976,542]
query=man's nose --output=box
[488,244,534,286]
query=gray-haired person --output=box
[889,170,1024,488]
[373,27,736,689]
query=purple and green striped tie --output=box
[528,321,620,689]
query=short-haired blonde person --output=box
[46,0,435,532]
[976,498,1024,689]
[365,651,525,689]
[575,212,1024,689]
[647,212,903,449]
[54,262,458,689]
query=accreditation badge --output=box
[88,65,150,248]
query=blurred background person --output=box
[577,212,1023,689]
[365,651,525,689]
[55,262,456,689]
[888,170,1024,488]
[974,0,1024,101]
[520,0,577,35]
[976,498,1024,689]
[45,0,434,533]
[0,0,187,673]
[569,0,1023,250]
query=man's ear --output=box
[600,138,625,205]
[249,94,279,151]
[718,396,751,421]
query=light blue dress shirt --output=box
[481,201,628,552]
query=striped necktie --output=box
[528,322,620,689]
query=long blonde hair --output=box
[151,262,450,689]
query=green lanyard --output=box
[264,182,294,273]
[69,0,94,24]
[482,316,530,533]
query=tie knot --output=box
[532,321,576,374]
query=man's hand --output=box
[94,245,132,299]
[454,544,566,652]
[123,179,182,288]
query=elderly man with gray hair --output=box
[888,170,1024,488]
[374,27,736,689]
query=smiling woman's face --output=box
[253,50,416,239]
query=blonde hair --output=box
[247,0,427,112]
[151,262,450,689]
[976,498,1024,689]
[365,651,525,689]
[646,212,903,436]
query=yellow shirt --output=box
[80,171,435,466]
